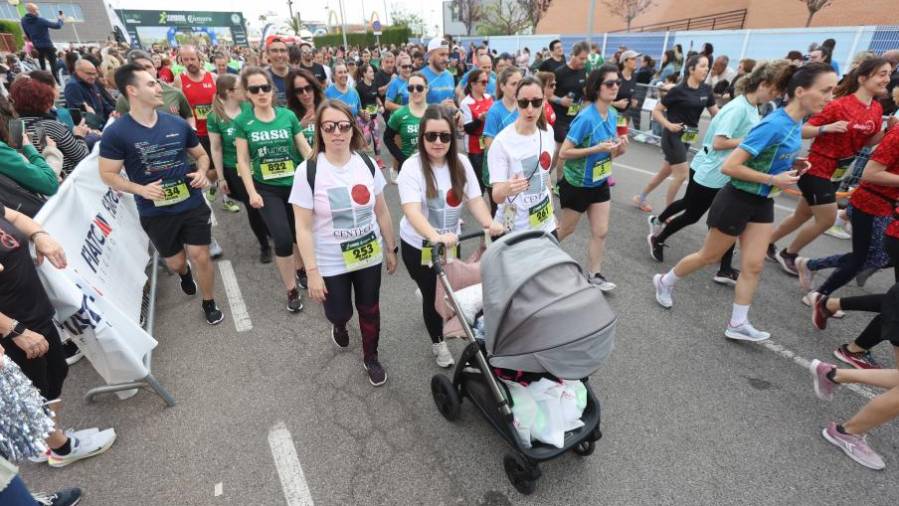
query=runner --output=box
[538,39,565,73]
[398,105,504,367]
[235,67,313,310]
[324,62,362,116]
[297,42,328,85]
[612,50,639,131]
[456,53,496,99]
[385,53,413,115]
[480,67,523,198]
[99,63,225,325]
[116,50,193,125]
[549,42,589,178]
[290,100,397,387]
[557,64,630,291]
[488,76,557,236]
[374,50,396,122]
[208,73,273,264]
[420,38,456,110]
[769,57,892,275]
[535,71,557,127]
[634,54,718,212]
[460,68,494,193]
[384,72,428,171]
[265,38,291,106]
[652,62,838,342]
[354,63,383,158]
[647,60,793,288]
[285,68,325,147]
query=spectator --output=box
[821,38,840,75]
[0,95,58,199]
[19,3,64,82]
[27,70,76,131]
[707,55,736,89]
[213,52,238,76]
[658,49,677,83]
[786,50,804,66]
[63,59,115,127]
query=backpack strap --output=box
[306,157,317,193]
[357,152,377,178]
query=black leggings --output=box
[255,182,296,257]
[656,170,734,271]
[817,206,879,296]
[224,167,270,251]
[5,319,68,400]
[840,236,899,350]
[468,153,486,194]
[401,240,443,343]
[323,264,382,361]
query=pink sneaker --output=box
[821,422,885,470]
[809,359,838,401]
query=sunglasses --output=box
[400,64,413,70]
[321,121,353,133]
[517,98,544,109]
[407,84,426,92]
[602,79,622,88]
[423,131,452,143]
[294,85,315,95]
[247,84,272,94]
[477,79,489,85]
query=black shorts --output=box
[559,178,610,213]
[4,320,68,400]
[797,174,839,206]
[706,184,774,236]
[140,203,212,258]
[660,129,690,165]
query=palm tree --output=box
[288,14,303,35]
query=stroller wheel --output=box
[503,453,539,495]
[431,374,461,421]
[572,439,595,456]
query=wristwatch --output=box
[3,319,25,341]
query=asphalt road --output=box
[20,139,899,505]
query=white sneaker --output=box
[803,291,845,318]
[210,238,223,259]
[432,341,455,368]
[824,223,851,240]
[653,274,673,309]
[724,322,770,342]
[388,167,399,184]
[48,428,116,468]
[796,256,815,291]
[28,428,100,464]
[588,273,616,292]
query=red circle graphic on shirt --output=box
[539,151,551,170]
[351,185,370,205]
[446,189,461,207]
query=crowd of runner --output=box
[3,32,899,503]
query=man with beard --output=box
[550,41,589,177]
[298,42,327,85]
[539,39,565,73]
[374,50,396,121]
[420,38,456,111]
[265,38,291,105]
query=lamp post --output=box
[337,0,349,48]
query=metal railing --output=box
[612,9,747,33]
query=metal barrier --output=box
[84,250,176,407]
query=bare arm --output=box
[860,159,899,186]
[208,132,226,182]
[99,156,162,200]
[721,148,799,188]
[294,132,313,160]
[558,138,617,160]
[711,135,742,151]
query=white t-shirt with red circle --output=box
[397,153,483,248]
[289,153,388,277]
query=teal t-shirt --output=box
[730,107,802,198]
[563,104,618,188]
[692,95,761,190]
[233,107,304,187]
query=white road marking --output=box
[217,260,253,332]
[268,421,315,506]
[214,482,223,497]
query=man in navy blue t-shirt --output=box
[99,63,224,325]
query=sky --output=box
[111,0,445,35]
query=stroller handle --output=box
[432,229,496,258]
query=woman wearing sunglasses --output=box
[488,76,557,236]
[536,71,557,127]
[460,68,494,193]
[285,68,324,147]
[397,105,504,368]
[557,65,630,291]
[653,63,838,342]
[208,73,273,264]
[384,72,429,171]
[235,67,313,313]
[480,67,523,192]
[385,53,413,114]
[291,101,397,387]
[324,62,362,117]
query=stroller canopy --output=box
[480,231,616,379]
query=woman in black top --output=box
[355,63,383,158]
[613,50,639,132]
[634,54,718,212]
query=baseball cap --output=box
[620,50,640,60]
[427,38,449,54]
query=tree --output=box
[451,0,483,36]
[800,0,833,27]
[390,7,426,37]
[478,0,530,35]
[517,0,554,31]
[601,0,654,32]
[288,14,303,35]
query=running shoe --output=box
[809,359,838,401]
[287,288,304,313]
[855,267,879,287]
[221,198,241,213]
[652,274,673,309]
[296,269,308,290]
[833,345,881,369]
[632,195,652,212]
[712,267,740,286]
[647,214,663,236]
[179,267,197,296]
[812,294,834,330]
[202,300,225,325]
[363,357,387,386]
[633,133,648,143]
[259,247,273,264]
[32,487,82,506]
[432,341,455,368]
[210,239,223,260]
[331,324,350,348]
[388,167,399,184]
[414,288,422,301]
[647,233,665,262]
[724,322,770,342]
[205,185,217,203]
[775,248,799,276]
[48,429,116,468]
[796,256,814,291]
[803,291,845,318]
[824,223,852,240]
[765,243,777,262]
[821,421,885,470]
[588,273,616,292]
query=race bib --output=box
[831,156,855,182]
[260,159,296,180]
[567,102,581,116]
[365,104,379,115]
[194,104,212,121]
[154,179,190,207]
[528,196,554,229]
[340,232,382,270]
[420,241,458,266]
[681,127,699,144]
[478,136,486,150]
[592,156,612,183]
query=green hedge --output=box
[313,27,411,48]
[0,20,24,51]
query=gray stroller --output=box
[430,230,616,495]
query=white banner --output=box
[34,148,157,385]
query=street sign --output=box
[372,19,382,35]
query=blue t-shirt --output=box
[563,104,618,187]
[325,84,362,116]
[267,68,288,106]
[482,100,518,139]
[458,70,497,96]
[386,76,409,106]
[731,107,803,198]
[420,66,456,105]
[99,113,202,217]
[692,95,761,190]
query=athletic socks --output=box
[52,438,72,456]
[661,269,680,287]
[729,303,750,327]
